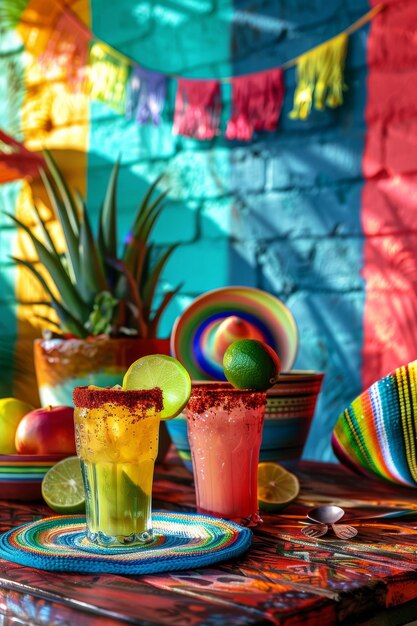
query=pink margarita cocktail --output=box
[186,382,266,526]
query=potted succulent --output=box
[7,150,179,428]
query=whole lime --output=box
[223,339,281,391]
[0,397,34,454]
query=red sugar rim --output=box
[188,383,266,413]
[73,386,163,411]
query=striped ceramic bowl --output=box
[167,371,325,471]
[0,454,67,501]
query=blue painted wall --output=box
[229,1,369,461]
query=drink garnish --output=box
[223,339,281,391]
[42,457,85,513]
[122,355,191,420]
[258,462,300,512]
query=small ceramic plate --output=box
[171,286,298,380]
[0,454,66,501]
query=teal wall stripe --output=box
[0,182,21,397]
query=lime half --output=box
[122,354,191,420]
[258,462,300,512]
[42,457,85,514]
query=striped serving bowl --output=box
[0,454,67,501]
[167,371,325,471]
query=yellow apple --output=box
[0,397,34,454]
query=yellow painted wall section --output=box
[14,0,90,406]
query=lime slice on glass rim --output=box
[258,462,300,512]
[122,354,191,420]
[41,457,85,514]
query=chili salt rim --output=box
[188,382,266,413]
[73,386,163,411]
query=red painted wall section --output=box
[362,0,417,388]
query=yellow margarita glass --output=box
[73,385,163,547]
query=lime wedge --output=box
[122,355,191,420]
[258,462,300,512]
[41,457,85,514]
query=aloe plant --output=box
[7,150,180,339]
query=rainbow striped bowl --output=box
[332,360,417,487]
[0,455,67,501]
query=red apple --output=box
[15,405,76,455]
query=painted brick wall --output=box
[86,0,370,462]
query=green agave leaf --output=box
[43,150,80,237]
[110,260,148,337]
[130,173,164,232]
[98,159,120,260]
[75,191,108,302]
[135,208,164,284]
[148,285,182,338]
[32,203,59,257]
[31,315,62,331]
[12,257,88,337]
[6,212,89,322]
[131,188,169,240]
[39,167,80,281]
[125,235,146,285]
[124,202,166,285]
[142,244,178,318]
[111,299,127,333]
[122,180,168,267]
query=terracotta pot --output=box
[34,336,172,463]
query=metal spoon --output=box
[301,505,417,540]
[305,505,358,539]
[308,505,417,523]
[307,505,345,524]
[302,505,358,539]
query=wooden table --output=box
[2,453,417,626]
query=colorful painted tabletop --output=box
[2,454,417,626]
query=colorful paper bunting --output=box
[3,1,382,143]
[289,33,348,120]
[126,66,167,125]
[39,8,91,86]
[173,79,221,140]
[0,130,44,183]
[16,0,63,57]
[225,69,284,141]
[87,43,130,115]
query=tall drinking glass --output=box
[186,382,267,526]
[73,385,163,547]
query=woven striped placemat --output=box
[0,511,252,574]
